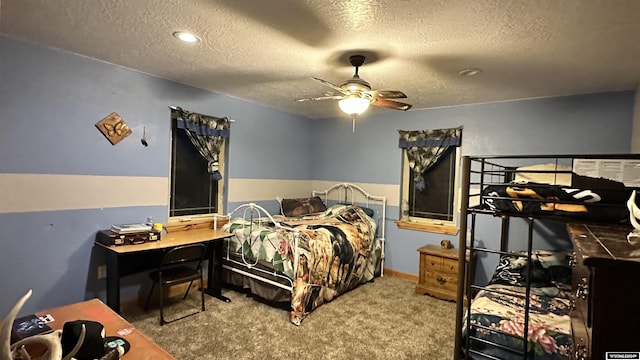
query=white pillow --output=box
[514,163,572,186]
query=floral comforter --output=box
[222,204,379,325]
[463,251,572,359]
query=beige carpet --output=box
[123,276,456,360]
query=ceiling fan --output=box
[296,55,412,130]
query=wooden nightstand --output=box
[415,244,465,302]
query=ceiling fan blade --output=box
[311,77,350,95]
[369,90,408,99]
[372,97,412,111]
[295,95,345,102]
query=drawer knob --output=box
[568,253,577,267]
[437,276,446,285]
[576,283,589,300]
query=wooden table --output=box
[38,298,175,359]
[95,228,233,313]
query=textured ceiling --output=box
[2,0,640,119]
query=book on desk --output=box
[11,314,53,343]
[110,223,152,234]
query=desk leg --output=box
[203,238,231,303]
[104,251,121,313]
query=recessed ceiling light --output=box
[457,68,483,77]
[172,31,200,44]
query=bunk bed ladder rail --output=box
[455,157,538,359]
[521,217,535,359]
[461,219,539,359]
[454,156,471,359]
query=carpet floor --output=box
[123,276,456,360]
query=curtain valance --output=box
[171,107,230,180]
[398,127,462,184]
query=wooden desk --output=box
[96,228,232,313]
[39,298,175,360]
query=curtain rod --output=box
[168,105,235,122]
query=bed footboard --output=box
[222,203,300,295]
[222,183,387,325]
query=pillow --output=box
[358,206,375,218]
[336,203,374,217]
[489,253,552,289]
[514,163,572,186]
[535,250,572,286]
[487,250,572,296]
[280,196,327,217]
[324,203,375,218]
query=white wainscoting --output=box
[0,173,168,213]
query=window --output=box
[169,107,229,220]
[398,127,462,235]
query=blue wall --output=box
[0,34,634,315]
[310,92,634,283]
[0,35,313,315]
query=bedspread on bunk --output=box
[466,289,572,359]
[481,182,631,222]
[464,251,572,359]
[223,204,378,325]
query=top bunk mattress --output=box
[469,156,640,223]
[481,181,631,222]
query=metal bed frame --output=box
[220,182,387,296]
[454,154,640,359]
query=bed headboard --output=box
[312,182,387,230]
[312,182,385,209]
[312,182,387,276]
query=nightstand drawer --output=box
[442,257,458,274]
[423,255,458,273]
[423,255,442,270]
[424,271,458,293]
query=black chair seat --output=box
[149,266,201,285]
[144,243,207,325]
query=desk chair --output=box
[144,243,207,325]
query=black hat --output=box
[61,320,105,360]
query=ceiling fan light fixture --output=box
[338,95,370,115]
[172,31,200,44]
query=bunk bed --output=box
[220,183,386,325]
[453,154,640,359]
